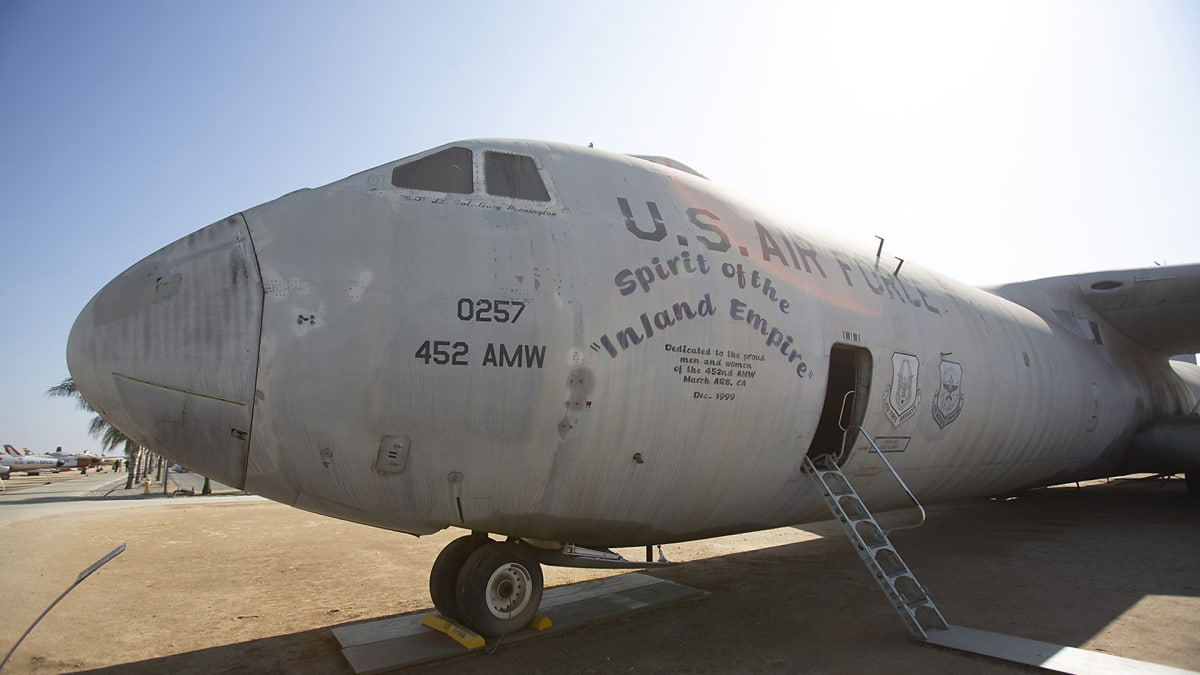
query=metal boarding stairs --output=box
[803,426,948,640]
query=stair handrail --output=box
[843,425,927,533]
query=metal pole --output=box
[0,544,126,671]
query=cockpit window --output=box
[484,151,550,202]
[391,146,474,194]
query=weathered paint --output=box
[68,140,1200,547]
[67,215,260,487]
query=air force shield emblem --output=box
[932,359,964,429]
[883,352,921,426]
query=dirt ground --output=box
[2,476,1198,674]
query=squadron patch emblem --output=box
[932,359,964,429]
[883,352,921,427]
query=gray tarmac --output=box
[0,467,253,527]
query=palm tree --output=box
[46,377,143,489]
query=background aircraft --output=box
[46,448,101,471]
[1,444,64,477]
[67,139,1200,635]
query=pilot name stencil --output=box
[390,190,561,218]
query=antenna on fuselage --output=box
[873,236,905,277]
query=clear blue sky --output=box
[2,0,1198,454]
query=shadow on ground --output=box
[80,477,1199,674]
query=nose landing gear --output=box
[428,534,545,636]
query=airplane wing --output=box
[993,263,1200,478]
[991,263,1200,356]
[1075,264,1200,355]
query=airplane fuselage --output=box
[67,140,1198,547]
[47,452,100,469]
[1,445,63,475]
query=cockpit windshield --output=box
[391,146,474,194]
[484,151,550,202]
[390,145,552,203]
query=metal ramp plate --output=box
[331,573,708,674]
[926,624,1197,674]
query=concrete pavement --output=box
[0,469,261,527]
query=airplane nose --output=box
[67,215,263,487]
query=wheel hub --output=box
[485,563,532,618]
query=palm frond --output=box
[45,376,96,412]
[88,414,110,436]
[51,376,140,453]
[100,425,131,451]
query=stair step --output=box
[905,597,932,611]
[802,451,947,641]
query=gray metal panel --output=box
[1079,264,1200,355]
[68,215,261,487]
[65,138,1200,550]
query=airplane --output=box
[66,139,1200,637]
[45,446,102,471]
[2,444,64,478]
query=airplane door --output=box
[806,345,873,465]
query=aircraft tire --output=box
[455,541,543,636]
[429,535,478,620]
